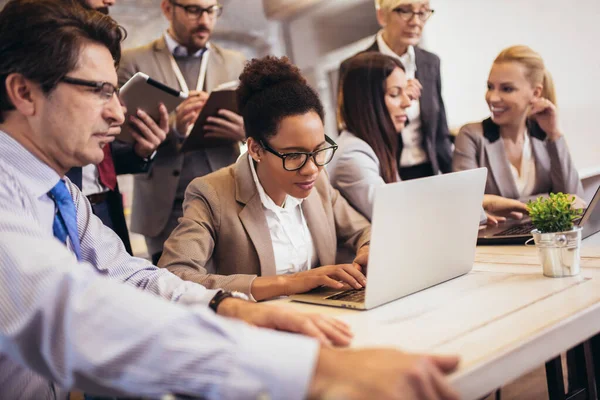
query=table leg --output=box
[546,355,566,400]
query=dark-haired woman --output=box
[329,53,528,224]
[157,56,371,301]
[329,53,411,220]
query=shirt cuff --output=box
[223,327,320,400]
[177,287,220,307]
[247,276,257,302]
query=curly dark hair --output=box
[0,0,125,122]
[237,55,325,142]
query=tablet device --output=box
[181,89,238,152]
[119,72,187,144]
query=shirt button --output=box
[172,170,180,177]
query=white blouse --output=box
[248,156,317,275]
[508,132,536,198]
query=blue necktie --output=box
[49,180,81,260]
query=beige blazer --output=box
[158,154,372,295]
[117,38,246,237]
[453,118,583,202]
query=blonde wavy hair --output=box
[494,45,557,105]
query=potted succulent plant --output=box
[526,193,584,277]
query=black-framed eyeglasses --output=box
[392,7,434,22]
[169,1,223,18]
[60,76,119,100]
[259,135,338,172]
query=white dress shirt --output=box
[81,163,107,195]
[249,155,317,275]
[0,130,318,400]
[508,131,537,197]
[376,30,429,167]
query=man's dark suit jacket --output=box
[66,141,150,255]
[338,40,453,175]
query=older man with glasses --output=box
[339,0,454,182]
[117,0,247,265]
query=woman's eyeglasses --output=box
[259,135,338,172]
[392,8,434,22]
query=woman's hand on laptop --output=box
[249,265,367,301]
[483,195,528,226]
[283,264,367,295]
[352,244,370,273]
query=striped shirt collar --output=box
[0,130,60,198]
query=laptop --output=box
[290,168,487,310]
[477,184,600,245]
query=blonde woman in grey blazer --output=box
[453,45,583,206]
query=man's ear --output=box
[4,73,37,117]
[160,0,173,22]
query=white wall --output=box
[425,0,600,172]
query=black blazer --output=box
[338,40,453,174]
[66,141,151,255]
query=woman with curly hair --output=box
[157,56,372,301]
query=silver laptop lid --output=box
[364,168,487,309]
[580,184,600,239]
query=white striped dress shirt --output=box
[0,130,318,399]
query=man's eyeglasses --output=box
[60,76,119,100]
[259,135,338,172]
[169,1,223,19]
[392,7,434,22]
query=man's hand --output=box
[175,90,208,135]
[203,109,246,142]
[128,103,169,158]
[217,299,353,347]
[482,194,528,226]
[310,347,460,400]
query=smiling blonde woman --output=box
[453,45,583,205]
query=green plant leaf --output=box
[526,193,583,233]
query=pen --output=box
[146,75,188,99]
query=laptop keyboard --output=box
[494,222,535,237]
[493,212,585,237]
[326,288,365,303]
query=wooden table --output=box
[269,233,600,400]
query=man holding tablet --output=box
[65,0,171,255]
[118,0,247,264]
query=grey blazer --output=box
[328,131,395,220]
[117,38,246,238]
[453,118,583,202]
